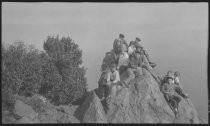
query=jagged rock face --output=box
[3,94,80,124]
[79,68,200,124]
[74,91,108,123]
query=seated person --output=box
[174,71,183,89]
[106,63,122,98]
[117,48,130,74]
[173,71,188,99]
[113,34,128,55]
[124,51,144,87]
[161,74,181,117]
[162,71,188,99]
[128,41,136,56]
[135,41,156,68]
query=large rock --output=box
[14,100,38,120]
[77,67,200,124]
[74,91,108,123]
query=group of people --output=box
[97,34,189,116]
[161,70,189,117]
[98,34,156,111]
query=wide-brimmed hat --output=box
[135,42,143,49]
[165,75,174,80]
[135,37,141,42]
[165,71,174,80]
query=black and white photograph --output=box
[1,2,208,124]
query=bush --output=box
[2,42,43,95]
[43,35,88,105]
[2,35,88,106]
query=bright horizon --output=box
[2,2,208,121]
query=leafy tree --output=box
[2,42,43,95]
[2,35,88,106]
[43,35,88,105]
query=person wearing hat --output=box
[123,51,144,87]
[113,34,128,55]
[163,70,175,83]
[135,37,141,44]
[134,38,156,68]
[173,71,189,99]
[161,74,182,117]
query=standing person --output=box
[161,74,182,117]
[113,34,128,55]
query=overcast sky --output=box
[2,2,208,120]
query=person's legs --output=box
[119,66,128,75]
[134,67,143,77]
[173,95,182,105]
[98,84,105,99]
[175,86,188,99]
[110,84,117,98]
[168,96,179,117]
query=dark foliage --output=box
[2,35,88,106]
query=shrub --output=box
[2,35,88,106]
[43,35,88,105]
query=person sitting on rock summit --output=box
[113,34,128,55]
[127,41,136,56]
[174,71,183,89]
[117,48,130,74]
[134,37,156,68]
[123,50,144,87]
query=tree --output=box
[43,35,88,105]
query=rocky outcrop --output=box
[74,91,108,123]
[2,94,80,124]
[79,67,200,123]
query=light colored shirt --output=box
[174,77,180,84]
[107,70,120,84]
[128,45,136,55]
[174,76,183,89]
[117,52,129,68]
